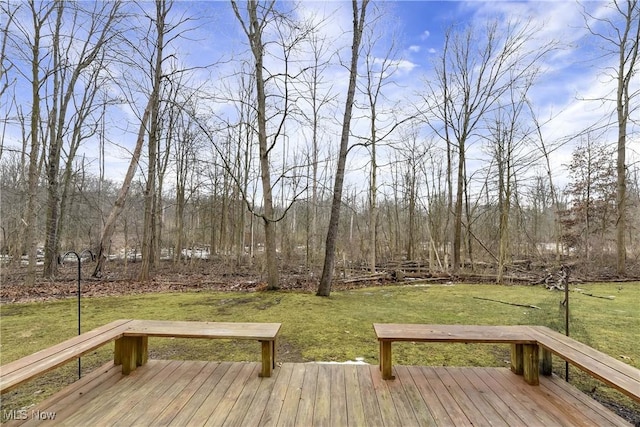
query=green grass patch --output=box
[1,282,639,418]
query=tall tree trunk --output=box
[614,0,639,275]
[93,102,152,277]
[453,142,465,272]
[139,0,168,281]
[42,2,62,278]
[24,2,54,285]
[369,140,377,272]
[231,0,280,289]
[317,0,369,297]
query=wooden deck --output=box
[6,361,631,427]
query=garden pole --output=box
[564,265,569,382]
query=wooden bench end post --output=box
[259,340,274,377]
[114,336,146,375]
[137,336,148,367]
[511,343,524,375]
[540,348,552,376]
[380,341,395,380]
[523,344,540,385]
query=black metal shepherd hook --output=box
[559,264,570,382]
[62,250,95,379]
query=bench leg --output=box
[114,336,148,375]
[259,340,274,377]
[523,344,539,385]
[380,341,395,380]
[510,344,524,375]
[540,348,552,376]
[137,336,148,366]
[511,343,539,385]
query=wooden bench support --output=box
[510,343,524,375]
[510,343,539,385]
[380,341,394,380]
[260,340,276,377]
[541,347,553,376]
[114,336,148,375]
[522,343,539,385]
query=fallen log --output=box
[473,296,541,309]
[339,273,387,284]
[575,291,615,300]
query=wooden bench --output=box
[373,323,640,403]
[0,319,134,394]
[118,320,281,378]
[1,319,281,395]
[373,324,540,384]
[530,325,640,402]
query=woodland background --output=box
[1,1,639,296]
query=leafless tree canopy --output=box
[1,1,638,288]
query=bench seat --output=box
[530,326,640,402]
[373,323,640,404]
[1,320,281,395]
[373,324,539,384]
[118,320,281,378]
[0,319,133,394]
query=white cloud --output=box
[395,59,418,74]
[408,45,421,53]
[420,30,431,40]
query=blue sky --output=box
[2,0,638,198]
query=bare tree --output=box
[397,127,428,261]
[528,102,563,262]
[298,30,335,270]
[12,1,56,285]
[582,0,639,275]
[138,0,168,281]
[41,1,122,278]
[93,100,153,277]
[93,0,191,278]
[488,74,537,283]
[134,0,198,280]
[421,19,554,272]
[317,0,369,297]
[231,0,311,290]
[0,1,17,103]
[172,108,201,263]
[357,14,404,272]
[4,1,123,280]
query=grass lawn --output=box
[1,282,639,419]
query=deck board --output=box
[153,361,221,426]
[4,361,632,427]
[188,362,244,425]
[223,364,264,427]
[459,367,527,426]
[312,364,332,427]
[405,365,453,425]
[343,365,366,427]
[356,364,384,426]
[275,363,305,427]
[292,363,316,427]
[447,367,509,427]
